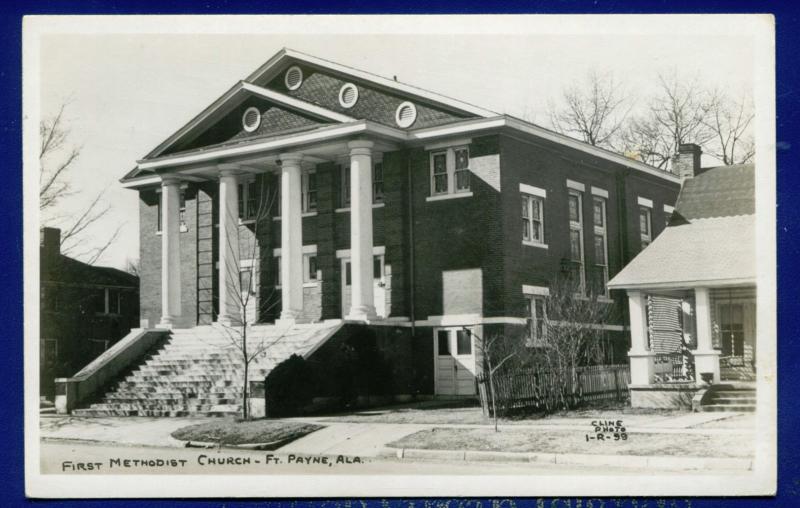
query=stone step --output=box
[103,396,240,405]
[72,408,238,418]
[711,397,756,405]
[85,402,240,412]
[700,404,755,412]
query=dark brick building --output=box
[39,227,140,399]
[121,49,680,397]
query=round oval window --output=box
[284,66,303,90]
[395,102,417,128]
[339,83,359,108]
[242,107,261,133]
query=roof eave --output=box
[608,277,757,291]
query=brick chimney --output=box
[672,143,702,180]
[40,227,61,260]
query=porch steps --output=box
[71,322,342,417]
[699,386,756,413]
[720,364,756,382]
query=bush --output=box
[265,354,317,417]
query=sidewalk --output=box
[39,411,755,471]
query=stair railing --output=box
[54,328,170,414]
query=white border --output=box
[519,182,547,198]
[637,196,653,208]
[23,13,776,499]
[566,179,585,192]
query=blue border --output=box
[2,1,798,506]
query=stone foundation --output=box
[629,383,701,409]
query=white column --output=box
[217,166,240,325]
[158,177,182,327]
[627,290,654,385]
[278,153,304,324]
[346,139,377,321]
[693,286,721,383]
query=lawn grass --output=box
[387,427,753,458]
[171,419,323,446]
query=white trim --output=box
[425,192,473,202]
[522,240,548,250]
[637,196,654,208]
[301,211,318,218]
[272,248,281,256]
[246,48,498,118]
[242,106,261,133]
[522,285,550,296]
[302,245,318,255]
[242,82,356,123]
[338,83,359,109]
[335,202,385,214]
[549,320,627,332]
[336,245,385,258]
[608,278,758,291]
[416,314,529,327]
[566,179,585,192]
[424,137,473,151]
[591,186,609,198]
[284,65,303,90]
[136,121,404,171]
[395,101,418,128]
[519,183,547,198]
[664,204,675,214]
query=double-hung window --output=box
[303,254,318,283]
[340,166,351,208]
[639,206,652,249]
[373,162,384,203]
[592,196,609,297]
[522,194,545,245]
[525,295,547,345]
[429,146,471,197]
[568,190,585,294]
[238,177,258,221]
[156,187,187,233]
[302,169,317,213]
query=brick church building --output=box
[63,48,682,414]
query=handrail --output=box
[54,328,169,414]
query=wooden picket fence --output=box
[477,364,631,416]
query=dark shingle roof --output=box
[674,164,754,220]
[43,253,138,288]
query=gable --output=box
[260,64,474,130]
[160,95,330,157]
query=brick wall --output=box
[139,190,161,328]
[498,133,680,324]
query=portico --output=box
[152,134,389,328]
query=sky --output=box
[34,15,758,269]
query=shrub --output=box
[265,354,317,417]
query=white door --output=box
[240,260,258,324]
[434,328,477,396]
[340,255,386,318]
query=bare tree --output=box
[534,275,613,412]
[40,102,122,264]
[621,72,713,172]
[548,70,632,150]
[124,258,140,277]
[474,330,530,432]
[215,175,286,420]
[703,90,755,165]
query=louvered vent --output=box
[242,107,261,133]
[284,66,303,90]
[339,83,359,108]
[395,101,417,128]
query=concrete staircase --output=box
[699,384,756,413]
[72,322,342,417]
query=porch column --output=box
[158,177,182,327]
[217,166,240,325]
[278,153,304,324]
[627,290,654,385]
[693,286,721,383]
[346,139,377,321]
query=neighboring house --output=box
[39,227,140,399]
[608,144,756,408]
[118,48,681,400]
